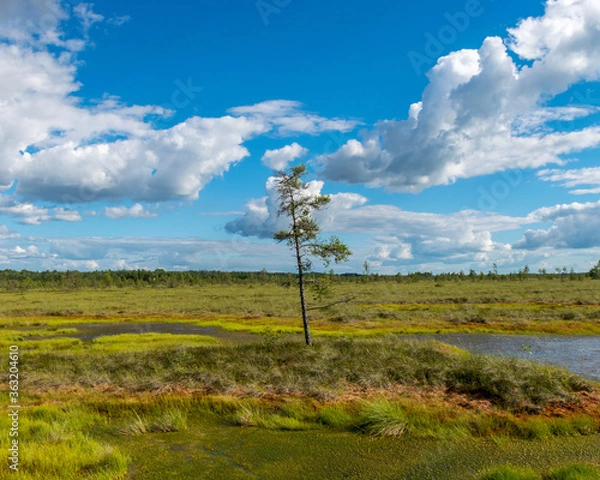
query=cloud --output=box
[515,200,600,249]
[368,236,413,263]
[73,3,104,35]
[0,0,68,47]
[15,115,270,203]
[42,236,291,271]
[262,143,308,170]
[0,4,358,208]
[12,245,42,258]
[105,204,157,219]
[538,167,600,194]
[228,100,359,136]
[319,0,600,192]
[0,34,355,205]
[0,225,20,239]
[52,208,82,222]
[226,177,529,269]
[107,15,131,27]
[226,175,368,239]
[0,195,81,224]
[0,201,50,225]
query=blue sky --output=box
[1,0,600,273]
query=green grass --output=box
[479,465,540,480]
[2,392,598,479]
[355,399,410,437]
[90,333,219,352]
[117,409,188,436]
[1,280,600,478]
[2,278,600,335]
[0,405,128,480]
[478,464,600,480]
[545,464,600,480]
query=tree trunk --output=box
[295,234,312,346]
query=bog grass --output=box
[20,336,594,412]
[1,278,600,478]
[479,463,600,480]
[0,405,128,480]
[1,277,600,335]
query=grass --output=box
[479,463,600,480]
[13,337,599,448]
[1,376,598,478]
[355,399,410,437]
[1,390,597,478]
[1,279,599,478]
[117,409,188,435]
[545,464,600,479]
[90,333,219,352]
[20,337,594,412]
[479,465,540,480]
[1,278,600,335]
[0,404,128,480]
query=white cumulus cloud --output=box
[105,204,157,219]
[0,8,357,207]
[319,0,600,192]
[262,143,308,170]
[226,177,530,269]
[515,200,600,249]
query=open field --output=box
[1,277,599,479]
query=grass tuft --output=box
[355,400,409,437]
[118,409,188,435]
[545,463,600,480]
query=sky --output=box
[1,0,600,274]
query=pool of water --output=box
[53,322,260,343]
[419,333,600,381]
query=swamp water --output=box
[422,333,600,381]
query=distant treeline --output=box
[0,262,598,290]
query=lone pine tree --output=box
[274,164,351,346]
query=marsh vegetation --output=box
[0,274,599,478]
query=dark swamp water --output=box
[45,323,600,381]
